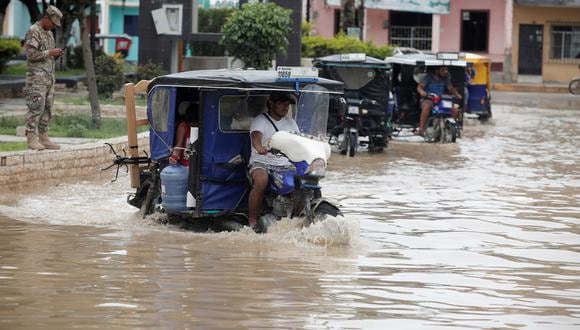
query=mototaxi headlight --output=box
[361,109,369,115]
[306,158,326,177]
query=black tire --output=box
[140,187,159,218]
[312,202,342,224]
[212,219,244,232]
[423,118,437,142]
[445,122,457,143]
[348,131,357,157]
[569,78,580,95]
[339,128,349,155]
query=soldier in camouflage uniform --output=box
[24,5,64,150]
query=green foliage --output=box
[66,45,85,69]
[0,114,145,141]
[0,38,22,74]
[302,21,313,37]
[199,7,235,33]
[95,54,124,98]
[220,3,292,69]
[0,141,27,151]
[136,62,166,81]
[66,44,105,70]
[302,33,394,59]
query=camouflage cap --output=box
[46,5,62,27]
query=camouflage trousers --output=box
[25,82,54,134]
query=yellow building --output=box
[512,0,580,84]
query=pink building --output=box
[307,0,512,76]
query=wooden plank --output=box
[124,79,151,188]
[124,82,140,188]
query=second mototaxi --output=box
[313,53,394,156]
[117,67,345,233]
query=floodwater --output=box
[0,104,579,329]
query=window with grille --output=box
[551,25,580,59]
[390,26,432,51]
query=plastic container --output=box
[160,165,189,212]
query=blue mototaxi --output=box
[383,52,467,135]
[313,53,394,155]
[120,68,344,231]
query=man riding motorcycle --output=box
[416,66,462,136]
[248,91,299,232]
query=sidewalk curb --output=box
[492,83,568,94]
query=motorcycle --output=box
[257,131,340,232]
[423,94,458,143]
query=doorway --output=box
[461,11,489,52]
[518,24,544,75]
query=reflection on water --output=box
[0,105,579,329]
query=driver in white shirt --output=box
[248,91,299,232]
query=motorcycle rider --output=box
[416,66,462,135]
[248,91,299,232]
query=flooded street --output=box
[1,103,579,329]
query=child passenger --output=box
[169,102,198,166]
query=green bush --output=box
[220,3,292,69]
[136,62,166,81]
[302,33,394,59]
[0,38,21,73]
[95,54,124,98]
[66,44,104,69]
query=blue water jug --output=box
[160,165,189,212]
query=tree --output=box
[220,2,292,69]
[73,0,101,128]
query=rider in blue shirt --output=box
[416,66,462,135]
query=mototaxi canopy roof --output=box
[147,68,344,94]
[463,52,491,64]
[312,54,390,68]
[384,53,467,67]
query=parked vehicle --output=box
[112,68,344,232]
[313,53,393,156]
[384,52,467,143]
[464,52,492,121]
[570,77,580,95]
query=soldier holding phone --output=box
[23,5,64,150]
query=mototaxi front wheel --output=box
[443,121,457,143]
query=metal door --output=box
[518,24,543,75]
